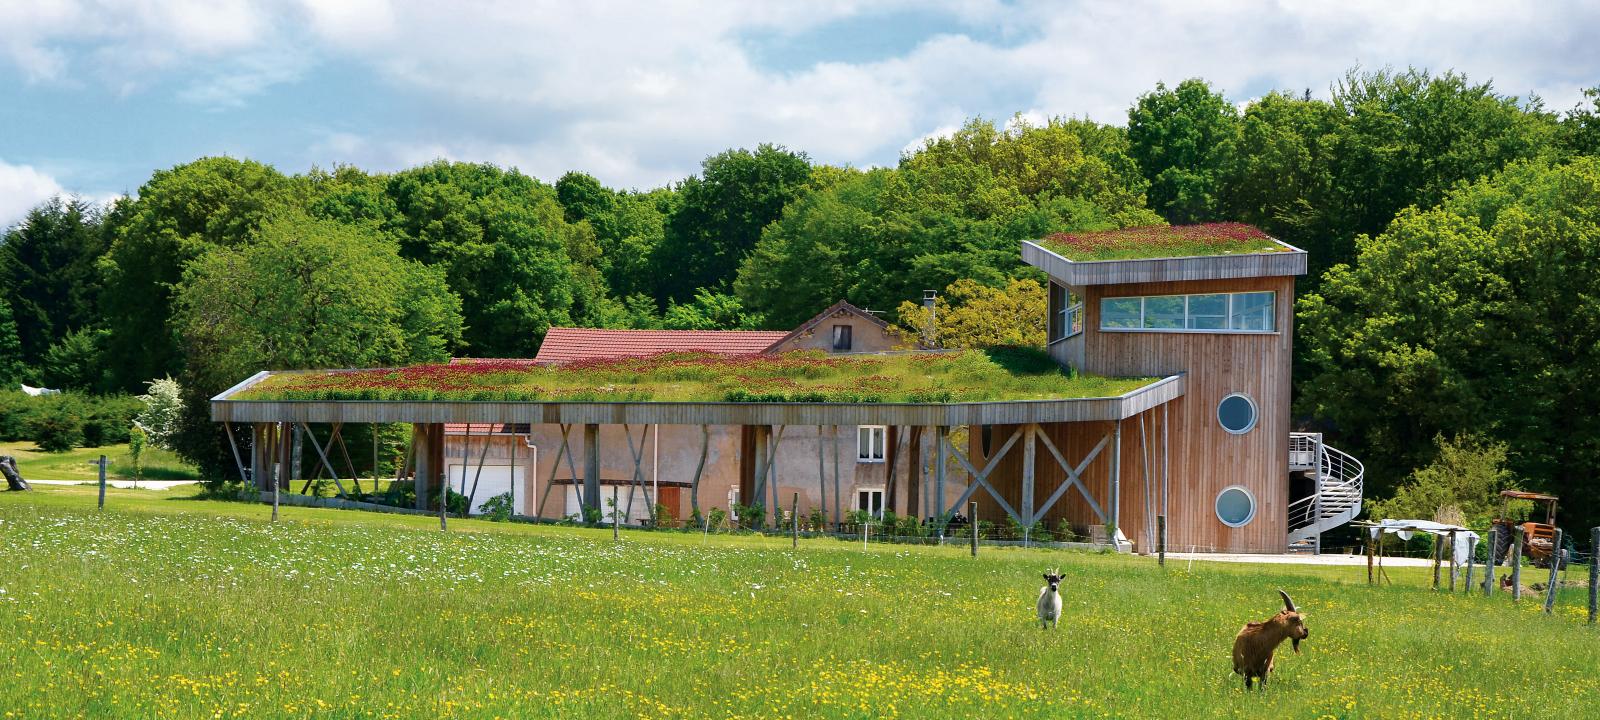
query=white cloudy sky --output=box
[1,0,1596,228]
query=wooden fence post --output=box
[96,455,106,510]
[1484,526,1496,597]
[1448,530,1458,592]
[970,501,978,558]
[791,493,799,549]
[1589,527,1598,625]
[1440,534,1452,592]
[1511,526,1524,601]
[1464,535,1477,594]
[1157,515,1166,567]
[1366,532,1375,586]
[1544,528,1564,614]
[612,485,620,541]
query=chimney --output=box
[922,289,938,347]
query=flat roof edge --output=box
[211,374,1184,426]
[1021,240,1307,286]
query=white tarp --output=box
[19,384,60,397]
[1368,519,1479,565]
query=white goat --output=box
[1037,568,1063,629]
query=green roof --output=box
[233,348,1156,404]
[1039,223,1290,262]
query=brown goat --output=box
[1231,590,1309,690]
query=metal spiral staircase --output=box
[1286,433,1364,552]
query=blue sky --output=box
[2,1,1596,228]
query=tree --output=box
[1298,157,1600,530]
[1366,435,1512,528]
[381,161,610,356]
[736,117,1159,328]
[100,157,299,389]
[0,196,108,364]
[37,328,114,393]
[894,278,1046,348]
[1558,86,1600,158]
[653,145,813,303]
[662,289,764,330]
[0,298,25,387]
[1127,79,1240,223]
[170,213,464,479]
[133,377,183,451]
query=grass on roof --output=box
[232,348,1157,403]
[1039,222,1290,261]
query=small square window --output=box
[857,425,886,462]
[857,488,885,518]
[832,324,853,351]
[1187,294,1228,330]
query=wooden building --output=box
[210,226,1365,553]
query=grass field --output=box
[1,440,200,482]
[2,485,1597,719]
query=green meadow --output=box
[1,484,1595,719]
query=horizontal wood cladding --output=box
[210,376,1184,427]
[1021,240,1306,287]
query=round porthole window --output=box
[1215,485,1256,527]
[1217,393,1258,434]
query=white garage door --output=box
[565,485,653,525]
[447,464,526,515]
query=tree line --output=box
[3,66,1599,531]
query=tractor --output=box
[1490,490,1567,568]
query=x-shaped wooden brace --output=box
[943,426,1023,523]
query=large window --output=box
[857,425,886,462]
[1099,291,1276,333]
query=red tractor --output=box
[1491,490,1565,568]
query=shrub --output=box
[28,401,85,452]
[0,390,33,441]
[480,492,514,522]
[707,507,727,532]
[80,394,143,447]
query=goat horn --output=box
[1278,589,1297,613]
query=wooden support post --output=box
[1589,527,1599,625]
[1108,420,1121,551]
[275,421,289,521]
[816,425,826,529]
[831,425,842,525]
[935,425,948,525]
[412,424,430,512]
[1366,532,1375,585]
[1485,525,1497,597]
[792,493,799,549]
[1157,515,1166,567]
[1020,424,1037,528]
[752,425,768,516]
[1512,526,1524,601]
[1544,528,1563,614]
[612,485,620,541]
[970,501,978,558]
[584,424,601,521]
[96,454,106,510]
[1432,534,1443,590]
[1465,535,1477,593]
[1448,530,1458,592]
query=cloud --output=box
[0,159,67,231]
[3,0,1598,195]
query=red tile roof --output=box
[531,327,791,365]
